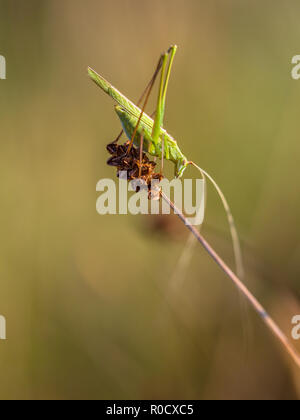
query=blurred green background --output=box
[0,0,300,400]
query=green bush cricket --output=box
[88,46,191,178]
[88,45,244,278]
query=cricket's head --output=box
[175,158,189,178]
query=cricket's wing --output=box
[88,67,154,130]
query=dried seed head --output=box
[106,140,163,198]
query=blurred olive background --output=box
[0,0,300,400]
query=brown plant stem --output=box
[161,191,300,370]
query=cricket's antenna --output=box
[189,161,244,279]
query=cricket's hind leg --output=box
[107,55,163,155]
[126,52,165,155]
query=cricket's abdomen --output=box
[115,106,188,177]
